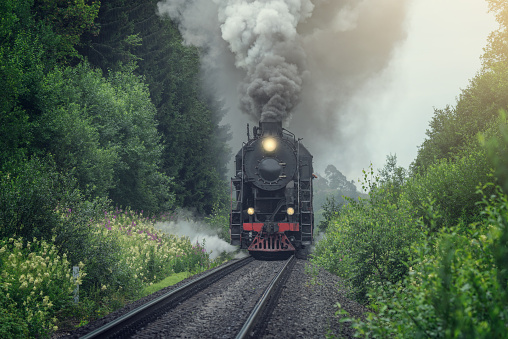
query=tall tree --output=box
[483,0,508,69]
[78,0,230,214]
[324,164,357,193]
[0,0,99,173]
[35,62,173,212]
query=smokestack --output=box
[260,121,283,137]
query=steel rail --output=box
[81,255,254,339]
[236,255,296,339]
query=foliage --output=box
[0,289,29,339]
[405,148,492,229]
[0,0,235,335]
[0,157,79,242]
[481,111,508,194]
[53,208,219,327]
[483,0,508,68]
[324,164,358,193]
[78,0,231,214]
[413,52,508,174]
[0,1,43,172]
[2,0,229,215]
[378,154,407,199]
[204,197,233,241]
[312,165,422,302]
[33,0,100,63]
[0,237,83,337]
[317,196,342,233]
[344,186,508,338]
[0,0,100,174]
[82,209,211,296]
[36,62,174,212]
[319,2,508,336]
[313,165,361,229]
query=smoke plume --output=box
[158,0,411,176]
[158,0,313,122]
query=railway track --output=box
[236,255,295,339]
[79,255,295,339]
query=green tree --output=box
[313,167,421,302]
[35,62,173,212]
[317,196,342,233]
[483,0,508,68]
[33,0,100,64]
[325,164,357,193]
[0,0,100,173]
[78,0,230,214]
[378,154,407,201]
[412,0,508,174]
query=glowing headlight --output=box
[287,207,295,216]
[262,137,277,152]
[247,207,255,215]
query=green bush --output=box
[0,290,28,339]
[312,167,422,302]
[482,111,508,194]
[204,200,231,241]
[0,157,71,241]
[405,147,492,229]
[346,186,508,338]
[0,237,82,337]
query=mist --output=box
[157,0,411,178]
[293,0,410,178]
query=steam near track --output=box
[155,209,238,260]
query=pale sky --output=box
[315,0,498,181]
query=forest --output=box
[0,0,231,336]
[312,0,508,337]
[1,0,508,337]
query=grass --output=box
[139,272,191,297]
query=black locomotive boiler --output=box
[230,121,314,258]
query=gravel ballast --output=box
[262,259,368,338]
[62,258,368,338]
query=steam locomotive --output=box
[230,121,314,258]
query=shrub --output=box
[405,147,492,229]
[204,201,231,241]
[0,237,82,337]
[74,209,211,301]
[482,111,508,194]
[346,186,508,338]
[0,157,67,242]
[0,290,28,339]
[37,62,174,213]
[312,167,422,302]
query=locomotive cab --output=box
[230,121,314,258]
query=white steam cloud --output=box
[155,210,238,260]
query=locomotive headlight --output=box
[287,207,295,216]
[247,207,255,215]
[262,137,277,152]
